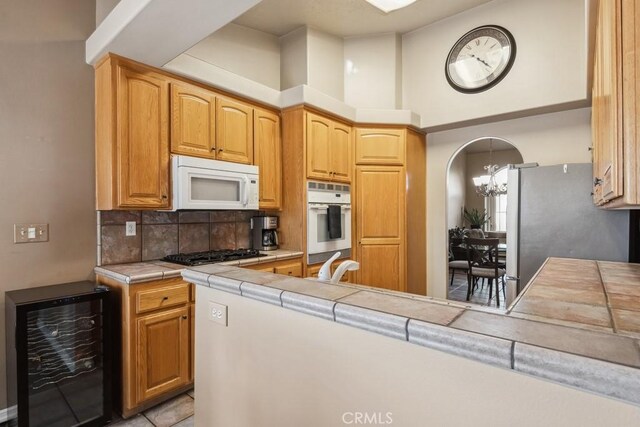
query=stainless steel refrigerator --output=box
[505,163,629,304]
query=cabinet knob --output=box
[211,147,216,152]
[218,148,223,152]
[182,315,188,320]
[594,177,603,187]
[162,296,169,301]
[161,195,168,199]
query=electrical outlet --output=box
[125,221,136,236]
[208,301,228,326]
[14,224,49,243]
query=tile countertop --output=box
[183,257,640,407]
[93,249,304,284]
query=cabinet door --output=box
[117,66,170,208]
[216,97,253,164]
[306,113,332,180]
[593,0,623,203]
[330,122,352,183]
[306,264,321,278]
[254,109,282,210]
[190,303,195,383]
[136,306,189,402]
[358,244,404,291]
[356,166,406,291]
[355,128,405,165]
[274,261,303,277]
[170,82,216,159]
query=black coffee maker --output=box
[250,216,279,251]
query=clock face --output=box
[445,25,516,93]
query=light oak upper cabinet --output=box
[170,82,216,159]
[216,97,254,164]
[306,112,352,183]
[330,122,353,183]
[96,58,170,210]
[355,166,406,292]
[356,128,406,165]
[136,306,190,402]
[592,0,640,207]
[254,109,282,210]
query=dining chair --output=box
[465,238,506,307]
[448,237,469,287]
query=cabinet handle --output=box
[182,315,188,320]
[162,296,169,301]
[594,177,603,187]
[161,195,168,199]
[218,148,224,152]
[211,146,216,152]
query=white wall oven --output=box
[307,181,352,264]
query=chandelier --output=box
[472,139,507,197]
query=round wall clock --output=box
[445,25,516,93]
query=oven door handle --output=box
[309,205,351,211]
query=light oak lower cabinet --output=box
[306,261,353,283]
[247,258,303,277]
[96,275,194,418]
[136,306,190,402]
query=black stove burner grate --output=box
[164,248,264,266]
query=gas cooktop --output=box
[164,249,264,266]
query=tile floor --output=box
[111,390,194,427]
[447,271,505,308]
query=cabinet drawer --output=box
[136,283,190,314]
[274,262,303,278]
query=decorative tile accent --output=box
[210,211,236,222]
[141,224,178,261]
[210,222,236,250]
[513,343,640,405]
[336,291,464,325]
[208,274,243,295]
[100,225,141,264]
[141,211,178,224]
[100,210,141,225]
[179,211,210,224]
[179,223,210,253]
[240,282,283,306]
[181,270,211,287]
[452,310,640,367]
[334,303,407,340]
[235,221,251,249]
[408,319,513,369]
[281,292,336,321]
[143,393,194,427]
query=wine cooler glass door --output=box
[25,298,105,427]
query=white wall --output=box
[307,27,344,101]
[280,26,308,90]
[183,23,281,90]
[402,0,590,129]
[95,0,119,26]
[344,33,402,109]
[428,107,592,299]
[447,153,466,229]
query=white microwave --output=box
[172,155,259,210]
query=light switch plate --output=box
[14,224,49,243]
[208,301,228,326]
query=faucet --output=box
[317,252,360,284]
[330,260,359,284]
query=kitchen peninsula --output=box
[184,257,640,426]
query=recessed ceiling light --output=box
[365,0,417,13]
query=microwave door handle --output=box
[242,176,249,206]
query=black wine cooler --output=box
[6,281,112,426]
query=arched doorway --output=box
[445,137,523,307]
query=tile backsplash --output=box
[97,210,263,265]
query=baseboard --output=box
[0,405,17,422]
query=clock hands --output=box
[470,53,492,70]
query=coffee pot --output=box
[250,216,279,251]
